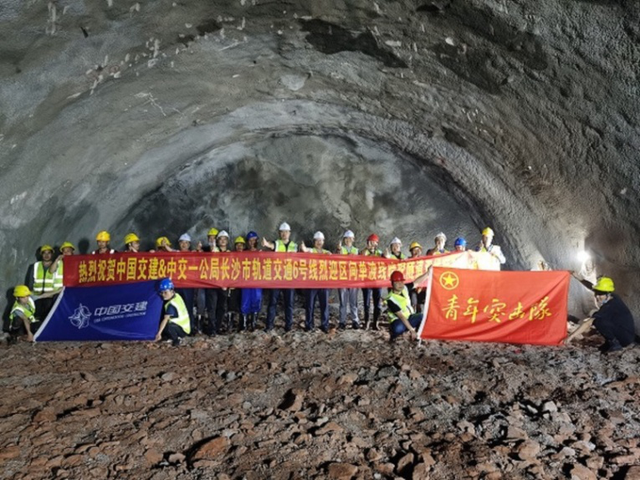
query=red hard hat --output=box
[367,233,379,243]
[390,270,405,283]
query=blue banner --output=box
[34,281,163,342]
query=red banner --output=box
[63,251,499,288]
[419,267,569,346]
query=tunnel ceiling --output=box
[1,0,639,317]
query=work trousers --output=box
[305,289,329,331]
[204,288,226,335]
[339,288,359,327]
[389,313,423,340]
[241,288,262,315]
[162,322,187,346]
[594,316,635,347]
[266,288,294,331]
[362,288,382,325]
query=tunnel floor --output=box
[1,319,639,480]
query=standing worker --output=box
[426,232,449,256]
[176,233,197,334]
[476,227,506,265]
[385,237,406,260]
[262,222,298,332]
[301,232,332,332]
[26,245,57,319]
[337,230,360,330]
[454,237,467,252]
[362,234,384,330]
[241,231,262,331]
[49,242,75,291]
[197,227,219,335]
[155,278,191,346]
[408,241,425,312]
[123,233,141,253]
[93,231,116,254]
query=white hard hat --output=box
[390,237,402,246]
[343,230,355,239]
[313,231,325,240]
[435,232,447,241]
[179,233,191,242]
[279,222,291,231]
[217,230,229,238]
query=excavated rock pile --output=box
[1,326,639,480]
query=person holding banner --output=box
[590,277,636,353]
[93,231,116,254]
[156,278,191,346]
[262,222,298,332]
[408,242,426,313]
[362,234,384,331]
[198,228,220,336]
[50,241,75,291]
[123,233,141,253]
[454,237,467,252]
[385,270,429,341]
[385,237,406,260]
[337,230,360,330]
[476,227,506,265]
[241,231,263,331]
[426,232,449,256]
[9,285,59,342]
[301,231,332,332]
[176,233,197,334]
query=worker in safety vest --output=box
[155,236,174,252]
[176,233,197,334]
[385,270,427,341]
[426,232,449,256]
[337,230,360,330]
[590,277,636,353]
[241,231,262,331]
[123,233,141,253]
[156,278,191,346]
[49,242,75,291]
[385,237,406,260]
[213,230,233,333]
[476,227,506,265]
[362,234,383,330]
[262,222,298,332]
[93,231,116,254]
[301,231,332,332]
[9,285,59,342]
[454,237,467,252]
[26,244,57,318]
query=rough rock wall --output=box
[0,0,638,327]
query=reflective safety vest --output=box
[53,261,64,290]
[10,298,37,325]
[33,262,55,294]
[92,249,116,254]
[165,294,191,335]
[385,287,413,323]
[363,248,383,257]
[275,240,298,252]
[312,248,331,254]
[429,249,449,256]
[392,252,407,260]
[340,245,359,255]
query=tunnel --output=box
[1,0,639,328]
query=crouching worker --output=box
[156,278,191,346]
[591,277,636,353]
[9,285,59,342]
[385,271,425,342]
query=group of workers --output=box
[7,222,636,353]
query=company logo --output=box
[439,271,460,290]
[69,304,91,329]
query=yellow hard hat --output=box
[156,236,171,248]
[96,230,111,242]
[593,277,615,293]
[207,228,219,237]
[59,242,76,252]
[14,285,31,298]
[409,241,422,251]
[124,233,140,245]
[40,244,54,254]
[234,236,246,244]
[482,227,494,236]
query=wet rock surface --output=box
[1,328,639,479]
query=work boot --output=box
[248,314,256,332]
[604,338,623,353]
[238,315,247,332]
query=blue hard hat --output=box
[454,237,467,247]
[246,231,259,240]
[159,278,174,291]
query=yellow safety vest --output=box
[53,261,64,289]
[385,287,414,323]
[340,246,359,255]
[392,252,407,260]
[312,248,331,254]
[363,249,383,257]
[275,240,298,252]
[10,298,37,325]
[33,262,55,294]
[165,294,191,335]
